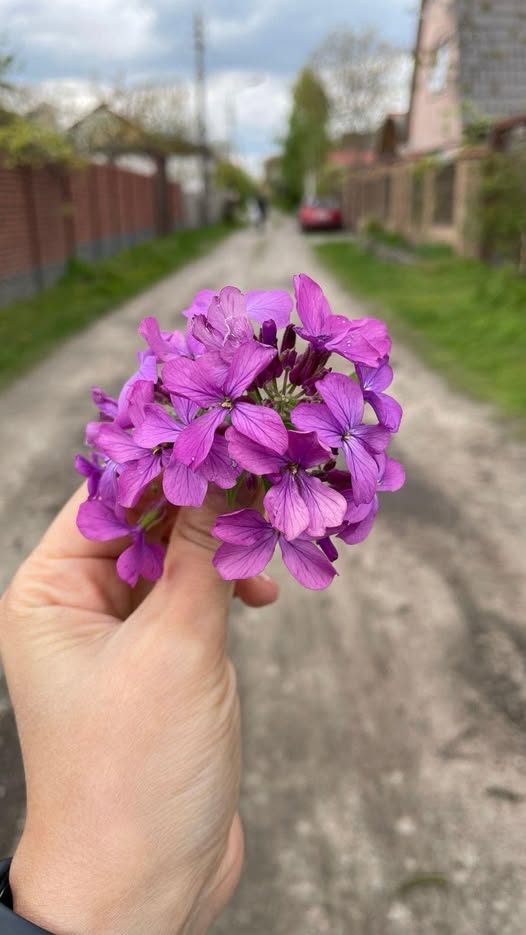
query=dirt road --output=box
[1,216,525,934]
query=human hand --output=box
[0,486,278,935]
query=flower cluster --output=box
[76,274,405,590]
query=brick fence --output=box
[0,163,183,307]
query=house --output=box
[407,0,526,154]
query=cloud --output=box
[2,0,162,77]
[2,0,417,165]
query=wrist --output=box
[9,836,194,935]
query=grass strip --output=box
[316,239,526,419]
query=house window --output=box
[433,163,456,225]
[428,41,450,94]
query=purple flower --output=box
[93,422,163,509]
[212,509,337,590]
[163,340,288,468]
[294,274,349,351]
[355,359,402,431]
[226,428,347,540]
[329,317,391,367]
[92,350,158,429]
[335,453,406,544]
[191,286,254,356]
[75,453,103,498]
[184,285,292,329]
[292,372,390,504]
[294,274,391,367]
[134,396,239,507]
[77,500,164,587]
[139,316,202,362]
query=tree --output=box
[312,27,401,134]
[71,82,199,235]
[281,67,331,207]
[214,159,258,201]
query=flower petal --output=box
[133,403,180,448]
[224,341,277,398]
[316,372,364,431]
[175,407,226,468]
[139,316,186,362]
[365,391,403,432]
[116,539,143,587]
[338,498,378,545]
[77,500,130,541]
[378,456,406,492]
[341,438,379,504]
[356,360,393,393]
[213,509,274,545]
[213,537,276,580]
[162,356,222,406]
[264,473,310,540]
[245,289,292,327]
[291,402,341,448]
[118,454,162,508]
[294,273,331,336]
[202,435,240,489]
[279,537,337,590]
[353,423,391,453]
[287,430,332,469]
[94,423,143,464]
[329,317,391,366]
[231,402,288,453]
[163,456,208,507]
[296,473,347,538]
[139,540,165,581]
[182,288,216,319]
[225,427,285,474]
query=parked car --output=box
[298,199,343,232]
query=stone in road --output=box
[1,216,525,934]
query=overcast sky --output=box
[2,0,419,172]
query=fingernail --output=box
[258,573,274,583]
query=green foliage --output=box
[316,240,526,419]
[0,110,76,166]
[476,151,526,263]
[281,67,330,207]
[214,159,259,201]
[0,224,231,390]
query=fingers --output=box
[136,489,237,644]
[235,575,279,607]
[37,484,129,562]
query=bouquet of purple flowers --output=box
[76,274,404,590]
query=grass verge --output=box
[0,223,232,391]
[316,239,526,420]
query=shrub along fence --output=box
[0,162,183,307]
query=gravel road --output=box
[1,215,525,934]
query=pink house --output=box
[407,0,526,154]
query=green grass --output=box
[0,223,232,390]
[316,240,526,419]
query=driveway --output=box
[1,215,525,934]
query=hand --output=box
[0,486,278,935]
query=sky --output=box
[1,0,419,173]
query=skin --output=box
[0,486,278,935]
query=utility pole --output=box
[194,11,210,225]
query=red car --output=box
[298,199,343,232]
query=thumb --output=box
[137,489,235,647]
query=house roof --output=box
[457,0,526,122]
